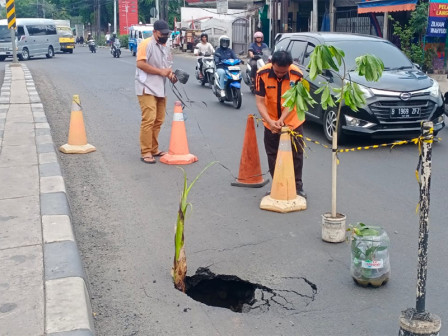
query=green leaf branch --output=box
[280,44,384,218]
[173,161,217,293]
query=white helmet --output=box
[219,35,230,49]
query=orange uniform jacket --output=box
[255,63,305,130]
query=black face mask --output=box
[157,36,168,44]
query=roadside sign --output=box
[6,0,18,63]
[217,0,228,14]
[6,0,16,29]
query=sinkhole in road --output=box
[184,267,318,313]
[185,268,258,313]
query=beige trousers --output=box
[138,94,166,156]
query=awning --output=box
[357,0,417,14]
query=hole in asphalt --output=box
[185,268,318,313]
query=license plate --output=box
[228,66,240,71]
[390,107,421,118]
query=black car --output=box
[274,32,446,142]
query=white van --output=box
[0,18,60,61]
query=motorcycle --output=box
[243,48,272,93]
[195,51,215,87]
[88,40,96,53]
[111,39,121,58]
[212,59,243,109]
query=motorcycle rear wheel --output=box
[232,87,242,109]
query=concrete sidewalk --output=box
[0,64,94,336]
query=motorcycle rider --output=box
[214,35,239,97]
[195,33,214,79]
[110,32,117,51]
[87,33,95,52]
[248,32,269,84]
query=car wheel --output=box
[0,56,6,61]
[69,49,73,54]
[323,109,340,143]
[20,48,30,61]
[323,109,346,144]
[46,46,54,58]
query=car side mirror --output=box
[444,91,448,103]
[413,63,421,70]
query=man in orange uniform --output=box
[255,50,306,198]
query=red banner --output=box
[119,0,139,35]
[429,2,448,17]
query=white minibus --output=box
[0,18,60,61]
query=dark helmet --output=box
[200,33,208,40]
[112,32,117,38]
[219,35,230,49]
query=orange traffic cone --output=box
[160,101,198,165]
[59,95,96,154]
[260,127,306,213]
[231,115,269,188]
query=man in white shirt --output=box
[195,33,214,79]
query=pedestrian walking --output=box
[254,50,307,198]
[135,19,177,164]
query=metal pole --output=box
[269,0,272,48]
[398,121,441,336]
[156,0,160,20]
[312,0,318,31]
[383,11,388,40]
[329,0,335,32]
[10,29,18,64]
[114,0,117,33]
[415,121,433,313]
[97,0,101,40]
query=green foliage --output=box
[282,81,317,121]
[119,35,129,48]
[282,45,383,123]
[348,223,388,261]
[391,2,433,70]
[175,162,217,261]
[356,54,384,82]
[308,45,344,79]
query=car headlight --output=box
[357,84,374,99]
[437,115,444,123]
[428,79,440,98]
[345,115,375,128]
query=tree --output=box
[283,46,384,218]
[391,2,436,71]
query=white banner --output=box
[217,0,228,14]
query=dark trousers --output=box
[250,58,258,80]
[264,125,304,191]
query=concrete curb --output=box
[4,64,95,336]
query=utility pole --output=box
[281,0,288,33]
[114,0,117,34]
[312,0,318,32]
[97,0,101,39]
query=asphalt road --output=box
[21,46,448,336]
